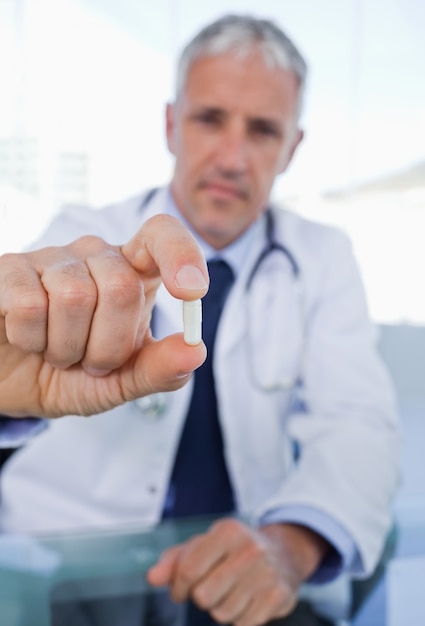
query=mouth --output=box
[200,181,248,201]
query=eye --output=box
[250,120,281,138]
[193,109,223,126]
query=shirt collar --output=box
[164,187,264,278]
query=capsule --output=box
[183,299,202,345]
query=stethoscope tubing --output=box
[245,209,300,290]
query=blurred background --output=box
[1,0,424,325]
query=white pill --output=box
[183,299,202,345]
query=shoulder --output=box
[28,190,158,249]
[269,205,365,305]
[271,204,354,267]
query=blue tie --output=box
[162,259,235,518]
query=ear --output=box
[165,102,176,155]
[278,128,304,175]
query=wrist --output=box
[260,522,331,587]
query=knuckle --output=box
[58,285,97,310]
[11,331,45,353]
[46,337,83,366]
[2,259,44,308]
[63,337,82,357]
[211,608,231,624]
[103,277,142,306]
[11,292,47,316]
[59,259,89,280]
[71,235,107,253]
[233,615,251,626]
[267,585,287,611]
[211,517,243,540]
[5,300,47,352]
[177,561,196,589]
[192,585,210,610]
[242,541,264,567]
[89,347,131,371]
[3,257,37,289]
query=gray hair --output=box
[175,14,308,117]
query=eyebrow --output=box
[190,106,224,116]
[190,105,283,127]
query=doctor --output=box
[0,14,400,626]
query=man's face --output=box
[166,49,303,249]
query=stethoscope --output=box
[135,191,305,418]
[246,209,300,288]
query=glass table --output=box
[0,517,229,626]
[0,513,424,626]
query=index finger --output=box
[121,215,209,301]
[164,532,229,602]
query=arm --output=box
[258,228,401,577]
[0,215,208,418]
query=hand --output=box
[147,518,329,626]
[0,215,208,418]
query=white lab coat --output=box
[0,188,400,615]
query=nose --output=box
[216,122,249,175]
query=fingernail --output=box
[175,265,208,290]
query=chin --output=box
[201,220,243,249]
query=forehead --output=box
[181,50,300,121]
